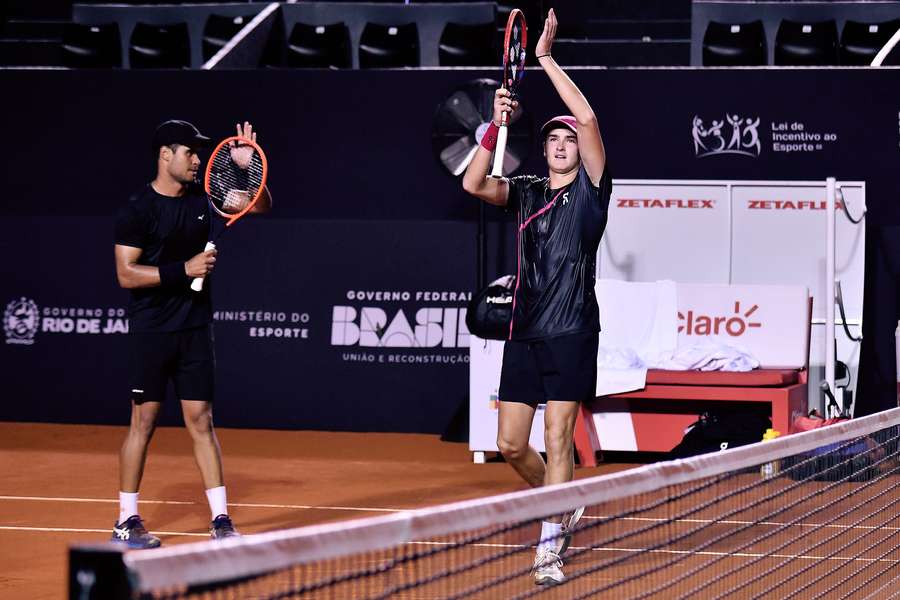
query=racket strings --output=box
[504,18,527,93]
[207,146,265,215]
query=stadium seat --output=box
[61,22,121,68]
[840,19,900,66]
[359,22,419,68]
[774,19,838,66]
[286,22,351,69]
[203,14,251,62]
[702,20,766,66]
[129,22,190,69]
[438,21,495,66]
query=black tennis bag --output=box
[669,411,772,459]
[465,275,515,341]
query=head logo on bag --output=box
[466,275,515,341]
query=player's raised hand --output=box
[229,121,257,169]
[535,8,558,59]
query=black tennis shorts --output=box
[499,330,598,407]
[128,325,215,403]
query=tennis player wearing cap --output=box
[111,120,271,548]
[462,9,611,585]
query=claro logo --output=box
[678,301,761,337]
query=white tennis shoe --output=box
[533,547,565,586]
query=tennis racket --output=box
[191,135,268,292]
[490,8,527,178]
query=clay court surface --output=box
[0,422,631,599]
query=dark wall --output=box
[3,68,899,431]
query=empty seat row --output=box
[60,17,498,68]
[703,18,900,66]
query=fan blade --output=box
[439,136,478,176]
[452,145,479,177]
[445,90,486,132]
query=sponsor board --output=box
[332,289,471,365]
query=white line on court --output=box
[1,496,892,533]
[0,495,409,512]
[0,526,208,537]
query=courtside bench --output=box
[469,282,811,465]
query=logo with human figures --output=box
[692,114,762,158]
[4,297,39,345]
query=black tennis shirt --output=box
[507,164,612,341]
[114,183,212,333]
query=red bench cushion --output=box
[645,368,799,387]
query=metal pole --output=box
[825,177,837,416]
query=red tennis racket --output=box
[190,135,268,292]
[490,8,527,178]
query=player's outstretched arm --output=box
[461,88,518,207]
[536,9,606,186]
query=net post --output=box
[69,544,136,600]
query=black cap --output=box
[152,120,211,152]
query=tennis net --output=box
[70,407,900,599]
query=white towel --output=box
[595,280,678,395]
[650,341,759,372]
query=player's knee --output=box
[497,435,527,461]
[184,410,214,437]
[130,411,157,440]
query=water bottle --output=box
[760,428,781,479]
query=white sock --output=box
[118,492,139,524]
[538,521,563,552]
[205,486,228,520]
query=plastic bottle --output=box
[760,428,781,479]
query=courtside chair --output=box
[203,14,251,62]
[774,19,839,66]
[359,22,419,68]
[438,21,495,66]
[702,20,766,66]
[839,19,900,66]
[129,22,190,68]
[286,22,351,69]
[61,22,121,68]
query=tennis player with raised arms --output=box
[462,9,611,585]
[111,120,271,548]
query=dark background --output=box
[3,68,898,432]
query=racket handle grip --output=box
[190,241,217,292]
[489,124,509,178]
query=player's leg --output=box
[532,332,598,584]
[529,398,578,585]
[543,400,579,487]
[497,339,546,487]
[112,332,171,549]
[497,400,544,487]
[119,400,162,496]
[176,325,238,538]
[180,399,224,489]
